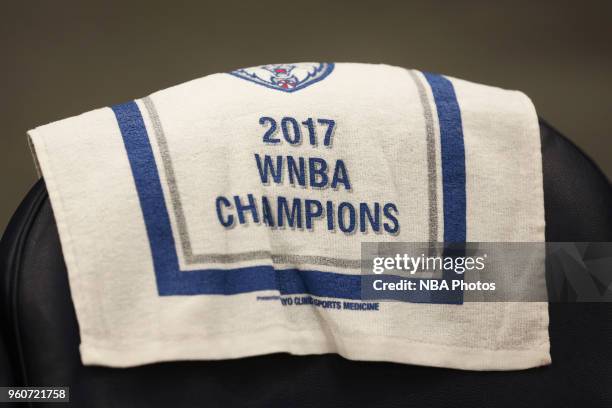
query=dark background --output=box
[1,0,611,233]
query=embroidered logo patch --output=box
[229,62,334,93]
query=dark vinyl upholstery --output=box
[1,120,611,407]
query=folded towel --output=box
[28,62,548,370]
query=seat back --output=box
[1,120,611,407]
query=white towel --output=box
[28,62,548,370]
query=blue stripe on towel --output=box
[423,73,466,304]
[423,73,466,243]
[112,77,466,304]
[112,101,180,285]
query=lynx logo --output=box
[229,62,334,93]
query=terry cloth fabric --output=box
[28,62,549,370]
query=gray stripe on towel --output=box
[408,70,439,243]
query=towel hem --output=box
[80,326,551,371]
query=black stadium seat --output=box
[1,119,611,407]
